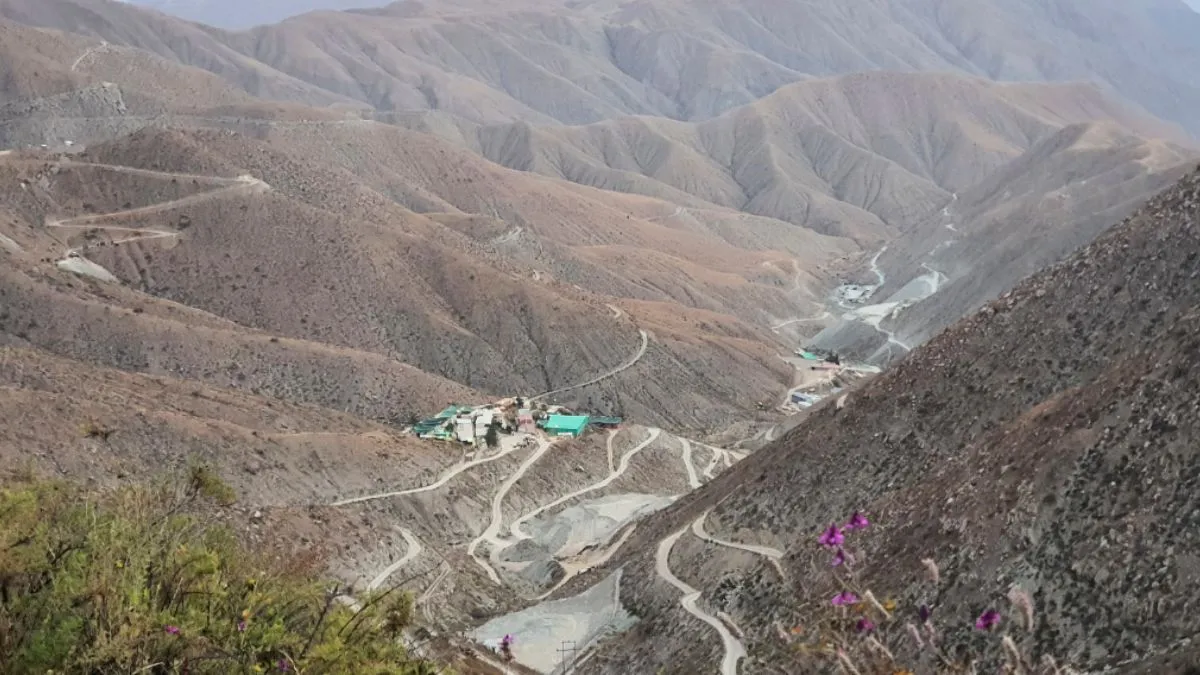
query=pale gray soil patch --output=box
[472,569,635,673]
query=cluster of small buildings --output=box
[409,398,622,446]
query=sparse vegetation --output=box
[0,471,437,674]
[80,419,115,441]
[778,513,1079,675]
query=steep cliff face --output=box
[567,166,1200,673]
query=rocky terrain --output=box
[3,1,1200,673]
[811,120,1198,364]
[559,166,1200,673]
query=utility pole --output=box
[555,640,579,673]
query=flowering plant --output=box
[776,512,1079,675]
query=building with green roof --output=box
[542,414,590,438]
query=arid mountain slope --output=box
[0,345,463,503]
[0,125,820,429]
[129,0,391,29]
[0,1,359,108]
[6,0,1200,133]
[561,166,1200,672]
[470,72,1189,239]
[44,111,844,328]
[0,19,356,153]
[811,121,1197,363]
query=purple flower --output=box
[855,618,876,633]
[831,548,848,567]
[818,523,845,548]
[277,659,290,672]
[237,620,247,632]
[918,604,932,622]
[501,634,515,647]
[164,625,180,635]
[831,591,859,606]
[845,511,870,531]
[975,609,1002,631]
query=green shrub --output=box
[0,474,437,674]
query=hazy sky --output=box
[1188,0,1200,11]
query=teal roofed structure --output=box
[542,414,590,438]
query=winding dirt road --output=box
[366,527,424,592]
[691,510,785,579]
[605,429,618,473]
[44,165,268,258]
[509,428,662,541]
[331,432,531,506]
[656,527,746,675]
[679,437,702,490]
[530,329,649,403]
[771,310,831,332]
[700,444,736,481]
[468,436,558,584]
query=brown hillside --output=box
[811,121,1198,364]
[474,72,1189,239]
[563,166,1200,673]
[0,126,812,429]
[7,0,1200,137]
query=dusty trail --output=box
[53,161,261,186]
[869,246,887,287]
[468,436,558,584]
[645,205,685,223]
[366,527,424,592]
[732,427,769,450]
[531,329,649,402]
[691,511,785,579]
[605,429,617,473]
[418,563,451,607]
[331,433,531,506]
[771,310,830,331]
[700,444,736,481]
[679,437,702,490]
[509,428,662,541]
[44,166,268,258]
[656,527,746,675]
[70,41,112,71]
[495,225,524,244]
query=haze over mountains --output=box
[3,0,1200,673]
[11,0,1200,135]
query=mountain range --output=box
[3,0,1200,672]
[6,0,1200,136]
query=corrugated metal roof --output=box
[544,414,590,434]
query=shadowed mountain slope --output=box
[469,72,1190,239]
[559,165,1200,673]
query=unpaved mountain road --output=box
[679,437,702,490]
[509,428,662,542]
[469,436,558,584]
[691,510,785,579]
[656,527,747,675]
[530,329,649,403]
[366,527,424,592]
[43,164,269,258]
[331,432,531,506]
